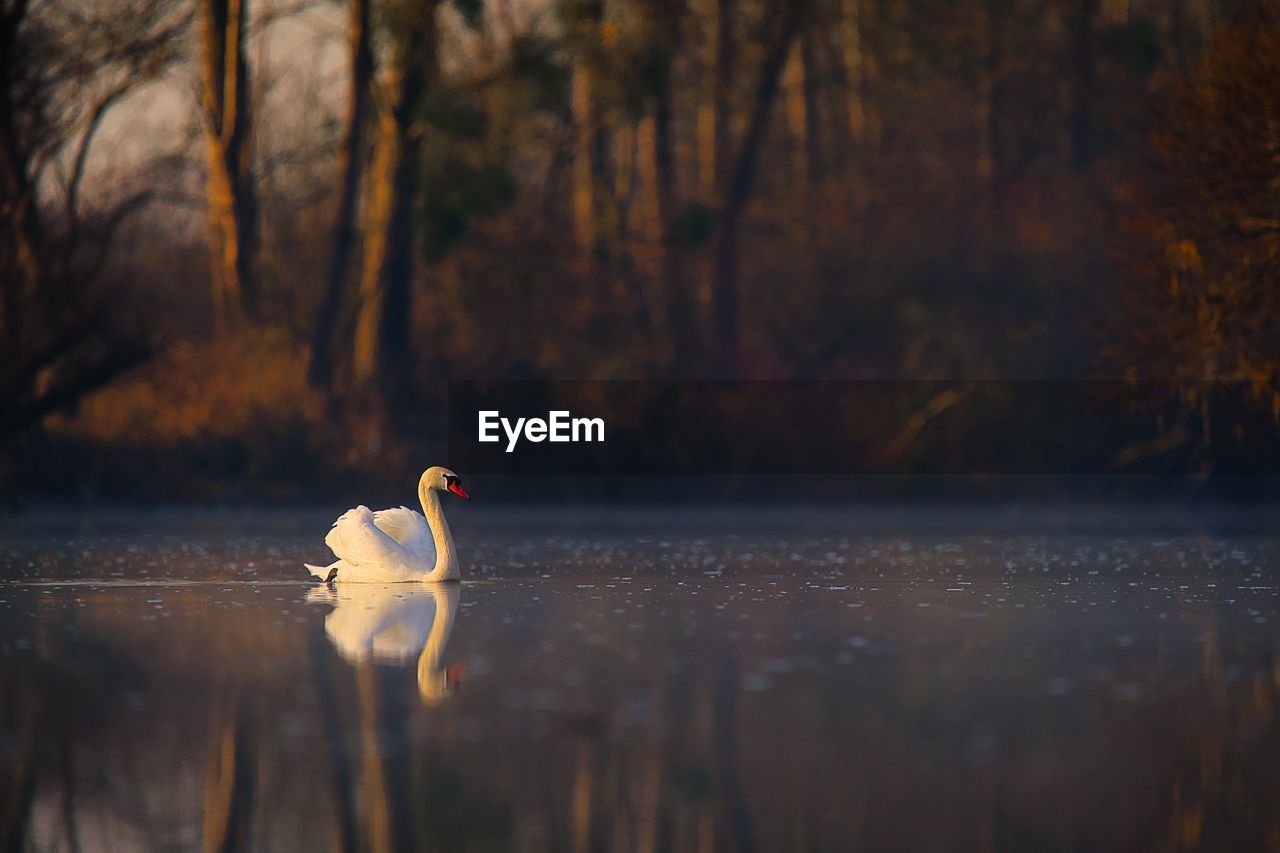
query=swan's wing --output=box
[320,585,435,663]
[372,507,435,562]
[371,507,424,543]
[326,506,413,569]
[320,585,404,660]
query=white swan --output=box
[306,583,463,704]
[306,466,470,583]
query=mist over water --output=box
[1,507,1277,851]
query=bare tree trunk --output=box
[0,118,41,343]
[802,32,823,187]
[635,116,665,333]
[201,0,258,334]
[568,1,616,344]
[828,0,875,215]
[309,0,373,390]
[611,117,654,337]
[784,38,808,189]
[654,72,693,367]
[712,0,733,196]
[352,1,437,397]
[571,60,597,260]
[840,0,867,147]
[785,30,823,213]
[693,0,735,348]
[614,120,636,216]
[975,0,1005,220]
[711,4,802,371]
[0,1,42,341]
[570,0,606,267]
[696,40,713,199]
[855,0,883,161]
[352,102,398,387]
[696,0,732,200]
[1069,0,1098,167]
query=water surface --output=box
[1,507,1277,851]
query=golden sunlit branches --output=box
[1115,2,1280,466]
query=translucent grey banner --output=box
[446,380,1279,476]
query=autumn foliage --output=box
[3,0,1278,497]
[1117,2,1280,457]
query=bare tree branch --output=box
[78,189,156,285]
[64,81,135,242]
[247,0,324,36]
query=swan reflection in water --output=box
[306,582,463,704]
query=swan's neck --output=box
[419,489,459,581]
[417,586,460,701]
[418,586,459,670]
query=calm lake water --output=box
[1,506,1277,852]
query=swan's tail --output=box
[305,560,340,581]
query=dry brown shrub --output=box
[48,328,326,447]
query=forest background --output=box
[2,0,1277,501]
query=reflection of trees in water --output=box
[0,601,148,851]
[1097,617,1280,851]
[423,587,1280,853]
[322,657,511,853]
[202,700,254,853]
[3,583,1279,851]
[790,601,1280,852]
[2,584,510,852]
[495,598,747,853]
[308,583,512,853]
[308,626,360,853]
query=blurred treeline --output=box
[0,0,1277,498]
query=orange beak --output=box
[447,481,470,501]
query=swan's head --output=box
[419,466,470,501]
[418,659,465,705]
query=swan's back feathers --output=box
[372,506,435,562]
[314,486,458,582]
[325,506,418,581]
